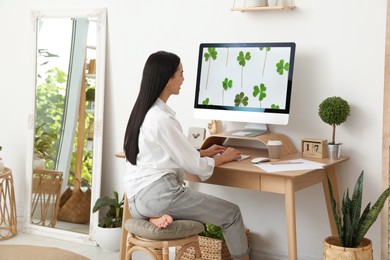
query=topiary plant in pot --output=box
[324,171,390,259]
[92,191,124,252]
[318,96,350,159]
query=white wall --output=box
[0,0,387,259]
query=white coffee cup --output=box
[267,140,283,160]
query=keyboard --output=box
[238,154,251,161]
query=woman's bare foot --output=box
[149,214,173,228]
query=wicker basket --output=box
[323,236,373,260]
[176,229,250,260]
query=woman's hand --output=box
[200,144,226,157]
[214,147,241,166]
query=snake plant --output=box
[328,171,390,247]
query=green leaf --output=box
[276,59,289,75]
[327,176,343,245]
[202,98,209,105]
[237,51,251,67]
[200,224,224,241]
[355,184,390,245]
[92,196,116,213]
[222,78,233,90]
[253,84,266,101]
[350,172,363,242]
[204,48,217,62]
[234,92,248,107]
[259,47,271,52]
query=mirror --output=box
[24,8,106,245]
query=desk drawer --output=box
[261,175,286,194]
[204,168,261,191]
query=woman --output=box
[123,51,250,260]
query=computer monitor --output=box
[193,42,296,136]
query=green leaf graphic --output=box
[222,78,233,104]
[253,83,267,108]
[234,92,249,107]
[237,51,251,88]
[204,48,218,89]
[276,59,289,75]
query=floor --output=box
[1,217,175,260]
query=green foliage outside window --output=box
[35,66,93,186]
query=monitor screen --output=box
[193,42,296,136]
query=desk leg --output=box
[285,179,297,260]
[322,166,339,235]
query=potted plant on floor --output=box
[324,171,390,259]
[92,191,124,252]
[177,223,249,260]
[318,96,350,160]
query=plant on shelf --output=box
[318,96,350,145]
[92,191,124,228]
[86,87,95,111]
[34,123,57,161]
[86,87,95,102]
[324,171,390,258]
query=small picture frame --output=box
[301,138,328,158]
[188,127,206,149]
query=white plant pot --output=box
[245,0,268,7]
[95,226,122,252]
[33,158,46,169]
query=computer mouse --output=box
[251,157,270,164]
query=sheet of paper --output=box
[254,159,325,173]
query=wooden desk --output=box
[184,133,348,260]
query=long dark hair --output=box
[123,51,181,164]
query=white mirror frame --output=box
[24,8,106,245]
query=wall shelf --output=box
[231,5,295,12]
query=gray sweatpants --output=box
[128,173,250,259]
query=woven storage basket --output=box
[323,236,373,260]
[176,229,250,260]
[57,185,91,224]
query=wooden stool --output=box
[31,169,63,228]
[125,219,203,260]
[119,194,203,259]
[0,167,17,240]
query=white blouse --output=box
[124,99,214,198]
